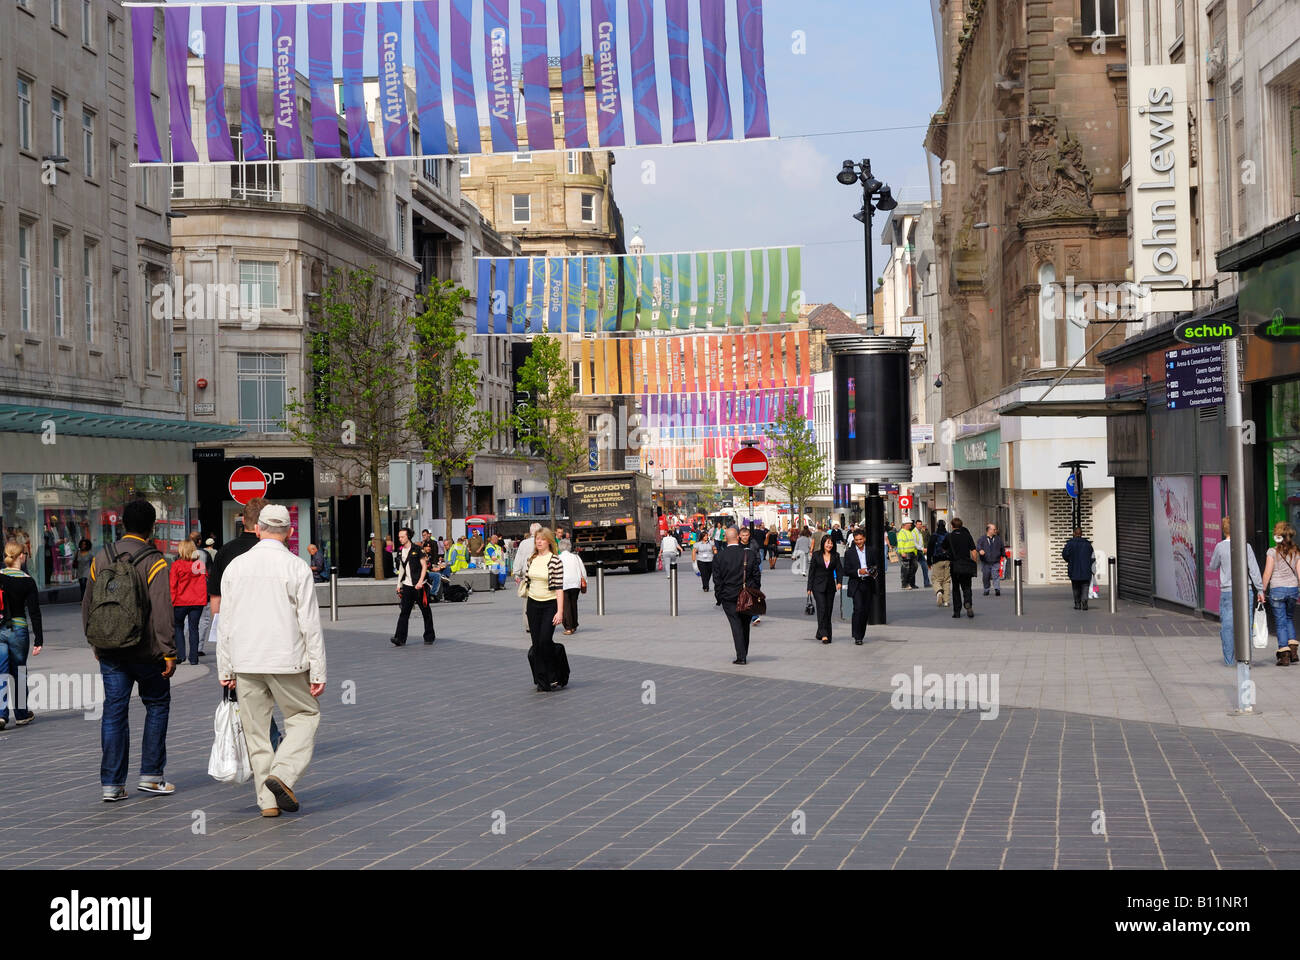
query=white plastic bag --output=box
[1252,602,1269,650]
[208,690,252,783]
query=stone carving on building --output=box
[1017,114,1094,221]
[1033,241,1055,266]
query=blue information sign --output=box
[1066,473,1078,499]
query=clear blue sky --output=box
[171,0,942,311]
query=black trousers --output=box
[395,585,435,642]
[698,561,713,591]
[813,589,836,641]
[849,585,871,641]
[1071,580,1088,606]
[952,575,973,614]
[723,603,751,659]
[562,587,580,631]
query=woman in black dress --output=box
[806,534,843,644]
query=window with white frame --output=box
[458,157,471,178]
[83,242,96,341]
[581,193,596,223]
[18,223,33,331]
[18,77,33,151]
[229,125,281,201]
[51,0,63,30]
[172,352,183,392]
[1065,287,1087,365]
[566,151,578,175]
[395,199,407,253]
[82,108,95,178]
[52,233,66,337]
[512,193,531,224]
[81,0,93,46]
[237,353,288,433]
[136,145,154,207]
[1081,0,1117,36]
[238,260,278,310]
[1038,262,1057,368]
[423,156,440,186]
[51,94,67,155]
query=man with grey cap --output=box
[217,504,326,818]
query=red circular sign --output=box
[228,465,268,505]
[899,494,914,510]
[730,446,769,488]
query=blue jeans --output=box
[1270,586,1298,648]
[428,571,443,595]
[1219,590,1236,665]
[0,623,32,722]
[99,658,170,787]
[173,605,203,663]
[917,554,931,587]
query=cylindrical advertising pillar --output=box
[828,336,914,626]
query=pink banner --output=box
[1202,475,1223,611]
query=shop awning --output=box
[0,404,247,442]
[997,399,1146,418]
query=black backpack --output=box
[85,542,161,651]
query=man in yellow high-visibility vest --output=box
[896,517,921,590]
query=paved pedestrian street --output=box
[4,564,1300,870]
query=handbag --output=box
[208,688,252,784]
[517,577,529,599]
[735,556,767,616]
[804,596,815,616]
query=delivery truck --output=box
[566,471,657,572]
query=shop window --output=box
[1267,380,1300,530]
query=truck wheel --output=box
[641,551,656,574]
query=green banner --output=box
[655,255,672,330]
[694,253,709,328]
[729,250,747,327]
[785,247,801,321]
[617,257,636,330]
[765,248,782,324]
[675,254,691,329]
[602,257,619,331]
[712,252,728,327]
[748,249,765,324]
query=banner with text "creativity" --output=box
[475,248,801,334]
[130,0,771,164]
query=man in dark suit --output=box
[713,526,761,664]
[842,528,880,645]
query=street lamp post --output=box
[837,159,898,624]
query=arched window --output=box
[1038,263,1057,368]
[1066,286,1087,365]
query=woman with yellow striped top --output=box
[525,528,566,691]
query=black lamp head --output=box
[934,375,944,389]
[876,186,898,211]
[836,161,859,186]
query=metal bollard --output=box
[329,568,339,622]
[1108,556,1117,614]
[596,566,606,616]
[670,561,679,617]
[1013,559,1023,616]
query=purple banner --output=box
[132,7,162,163]
[270,5,303,159]
[307,5,341,159]
[164,7,198,162]
[626,0,662,145]
[557,0,589,149]
[736,0,770,138]
[483,0,518,153]
[377,2,410,156]
[590,0,626,147]
[341,2,375,157]
[201,7,234,162]
[700,0,734,141]
[413,1,448,155]
[665,0,696,143]
[449,0,482,155]
[520,0,553,151]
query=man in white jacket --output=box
[217,504,326,818]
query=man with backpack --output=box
[82,499,177,802]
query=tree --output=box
[695,474,719,514]
[765,402,825,529]
[408,279,498,542]
[511,335,586,529]
[285,266,414,579]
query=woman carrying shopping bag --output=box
[1262,521,1299,665]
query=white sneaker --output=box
[137,779,176,795]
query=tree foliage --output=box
[408,279,498,541]
[511,335,586,528]
[765,402,825,528]
[284,266,414,579]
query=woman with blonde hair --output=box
[1262,521,1299,665]
[523,527,568,692]
[0,538,43,728]
[169,538,208,666]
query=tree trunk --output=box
[370,462,384,581]
[549,480,558,532]
[443,472,455,542]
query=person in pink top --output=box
[169,539,209,665]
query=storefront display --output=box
[1153,474,1197,607]
[1267,380,1300,532]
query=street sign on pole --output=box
[729,446,769,488]
[898,493,914,510]
[1065,474,1078,499]
[228,465,267,505]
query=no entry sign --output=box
[228,465,268,505]
[730,446,769,488]
[898,494,914,510]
